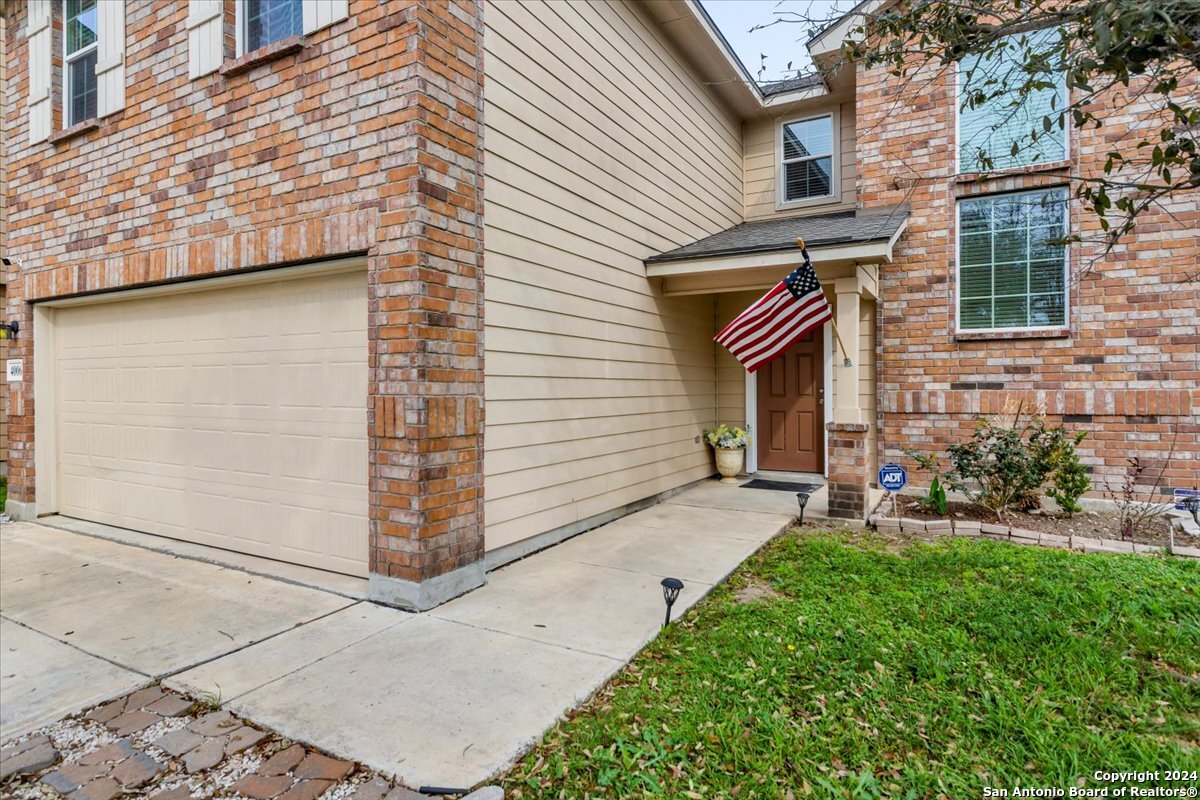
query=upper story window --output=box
[242,0,304,53]
[779,114,836,204]
[957,188,1069,332]
[64,0,99,126]
[958,30,1067,172]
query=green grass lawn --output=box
[503,530,1200,799]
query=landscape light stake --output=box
[661,577,684,628]
[1185,493,1200,527]
[796,492,810,525]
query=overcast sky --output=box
[699,0,850,83]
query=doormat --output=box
[740,479,822,493]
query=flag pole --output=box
[796,237,852,367]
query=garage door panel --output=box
[189,366,230,405]
[153,367,189,405]
[327,436,367,486]
[89,369,120,404]
[55,269,369,577]
[89,424,122,467]
[91,477,121,517]
[122,425,155,463]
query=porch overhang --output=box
[645,211,907,296]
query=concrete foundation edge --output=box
[5,499,37,521]
[482,476,713,571]
[368,562,486,612]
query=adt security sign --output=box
[1175,488,1200,511]
[878,463,907,493]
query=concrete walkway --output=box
[1,479,797,790]
[166,490,793,788]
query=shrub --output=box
[1108,455,1174,540]
[907,407,1087,521]
[1047,433,1090,516]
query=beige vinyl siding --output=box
[716,291,759,426]
[743,102,857,220]
[482,0,742,552]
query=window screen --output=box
[245,0,303,52]
[64,0,98,125]
[958,30,1066,172]
[958,189,1069,330]
[781,116,834,201]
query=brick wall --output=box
[826,422,869,520]
[858,57,1200,497]
[2,1,486,603]
[1,6,7,479]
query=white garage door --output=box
[55,269,369,577]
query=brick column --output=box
[366,0,487,611]
[826,422,869,520]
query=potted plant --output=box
[704,424,749,483]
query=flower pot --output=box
[714,447,745,484]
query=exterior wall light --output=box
[0,322,18,340]
[660,577,684,628]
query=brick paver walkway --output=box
[0,687,496,800]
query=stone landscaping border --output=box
[868,515,1200,558]
[0,688,502,800]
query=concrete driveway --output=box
[2,480,797,790]
[0,521,354,740]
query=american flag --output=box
[714,244,832,373]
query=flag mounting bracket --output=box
[796,237,853,367]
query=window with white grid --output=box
[957,188,1069,331]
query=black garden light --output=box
[0,321,17,340]
[660,577,684,628]
[796,492,810,525]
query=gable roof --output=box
[643,1,834,119]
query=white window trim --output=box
[63,0,99,127]
[776,110,840,209]
[953,34,1071,176]
[235,2,250,57]
[954,187,1071,335]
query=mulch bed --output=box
[877,498,1179,548]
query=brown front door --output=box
[756,328,824,472]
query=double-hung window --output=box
[64,0,98,126]
[242,0,304,53]
[958,29,1067,172]
[957,188,1069,331]
[780,114,836,203]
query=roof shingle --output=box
[645,207,908,264]
[758,74,825,97]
